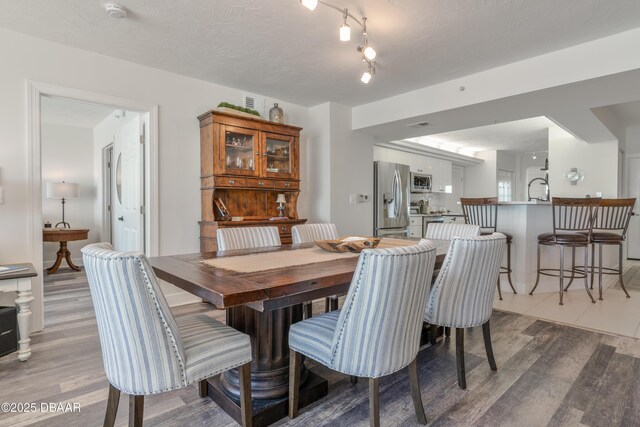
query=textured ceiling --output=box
[42,96,115,128]
[2,1,640,106]
[407,116,554,154]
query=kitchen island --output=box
[496,202,617,294]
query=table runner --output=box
[202,237,418,273]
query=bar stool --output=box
[529,197,599,305]
[569,198,635,300]
[460,197,516,300]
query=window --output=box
[497,169,514,202]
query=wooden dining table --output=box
[149,239,449,426]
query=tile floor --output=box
[494,259,640,338]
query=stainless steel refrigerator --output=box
[373,161,410,237]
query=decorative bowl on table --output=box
[315,236,381,253]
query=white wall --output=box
[328,103,374,235]
[463,151,497,197]
[626,125,640,155]
[41,123,99,263]
[304,104,332,223]
[307,102,374,235]
[0,27,312,331]
[516,153,547,201]
[548,127,619,197]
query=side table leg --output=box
[47,242,65,274]
[16,279,34,361]
[65,247,81,271]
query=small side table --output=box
[43,228,89,274]
[0,263,37,361]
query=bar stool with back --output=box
[529,197,600,305]
[568,198,636,300]
[460,197,516,300]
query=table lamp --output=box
[46,181,79,228]
[276,193,287,217]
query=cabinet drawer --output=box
[409,225,423,238]
[246,178,274,189]
[410,216,422,226]
[276,224,291,235]
[275,180,299,190]
[215,176,246,188]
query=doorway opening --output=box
[28,81,159,332]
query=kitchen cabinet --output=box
[375,147,452,193]
[198,110,306,252]
[409,215,423,238]
[432,159,452,193]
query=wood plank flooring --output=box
[1,267,640,426]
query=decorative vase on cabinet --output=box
[269,103,284,123]
[198,109,306,252]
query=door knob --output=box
[118,216,124,221]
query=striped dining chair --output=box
[216,226,281,251]
[424,234,506,389]
[424,223,481,240]
[291,223,340,315]
[289,240,438,426]
[82,243,253,427]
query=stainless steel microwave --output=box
[411,172,432,193]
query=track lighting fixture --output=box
[300,0,378,83]
[301,0,318,11]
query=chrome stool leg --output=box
[559,246,565,306]
[584,246,595,303]
[505,240,516,294]
[530,243,542,295]
[618,243,631,298]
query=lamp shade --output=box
[276,193,287,204]
[46,182,79,199]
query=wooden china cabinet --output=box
[198,110,307,252]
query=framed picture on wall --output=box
[214,197,231,221]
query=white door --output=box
[113,113,144,252]
[627,157,640,259]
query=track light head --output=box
[300,0,318,11]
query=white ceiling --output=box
[42,96,115,128]
[601,100,640,128]
[406,116,554,155]
[1,1,640,106]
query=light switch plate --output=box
[0,187,4,204]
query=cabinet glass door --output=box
[262,133,296,179]
[221,125,259,176]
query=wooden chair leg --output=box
[239,362,253,427]
[429,324,438,345]
[482,320,497,371]
[456,328,466,390]
[408,358,427,425]
[303,302,313,319]
[444,327,451,338]
[369,377,380,427]
[198,379,208,398]
[128,395,143,427]
[350,375,358,384]
[324,298,330,313]
[104,384,120,427]
[289,349,302,419]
